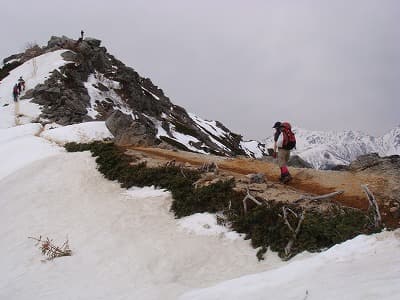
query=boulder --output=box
[288,155,313,168]
[47,35,73,49]
[105,110,156,146]
[61,51,78,62]
[2,53,23,64]
[349,153,381,171]
[245,173,266,184]
[84,38,102,47]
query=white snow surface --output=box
[0,123,42,144]
[177,213,242,240]
[155,120,208,154]
[124,185,170,198]
[0,125,61,181]
[181,230,400,300]
[1,118,399,300]
[0,50,69,128]
[0,121,280,300]
[189,113,226,139]
[40,121,113,145]
[240,140,264,158]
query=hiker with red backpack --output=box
[272,121,296,183]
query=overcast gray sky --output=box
[2,0,399,139]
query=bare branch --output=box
[361,184,382,228]
[282,207,305,258]
[180,167,187,178]
[294,190,344,203]
[29,236,72,260]
[243,187,262,214]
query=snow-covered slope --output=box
[180,230,400,300]
[0,50,69,128]
[2,117,399,300]
[0,124,278,300]
[265,127,400,169]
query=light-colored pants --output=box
[277,148,290,168]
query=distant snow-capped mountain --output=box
[265,126,400,169]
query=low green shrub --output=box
[65,141,378,260]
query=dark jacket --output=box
[274,128,281,142]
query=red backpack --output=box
[281,122,296,150]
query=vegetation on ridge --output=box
[65,141,379,259]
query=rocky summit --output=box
[2,35,264,157]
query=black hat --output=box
[272,121,281,128]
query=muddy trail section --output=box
[125,146,399,228]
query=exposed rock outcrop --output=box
[10,35,263,157]
[349,153,400,220]
[106,111,156,146]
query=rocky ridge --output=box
[2,35,264,157]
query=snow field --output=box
[180,230,400,300]
[0,151,276,300]
[40,121,113,145]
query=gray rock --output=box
[105,110,134,136]
[96,83,109,92]
[246,173,266,184]
[61,51,77,62]
[106,110,156,146]
[46,87,61,94]
[288,155,313,168]
[84,38,102,47]
[47,35,73,48]
[3,53,23,64]
[349,153,381,171]
[20,89,34,100]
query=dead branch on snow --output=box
[29,236,72,260]
[361,184,382,228]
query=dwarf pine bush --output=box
[65,141,377,259]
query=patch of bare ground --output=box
[125,146,399,228]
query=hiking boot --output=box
[281,173,292,184]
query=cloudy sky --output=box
[2,0,399,139]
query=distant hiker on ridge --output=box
[13,83,19,102]
[272,121,296,183]
[18,76,25,92]
[76,30,84,44]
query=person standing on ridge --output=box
[13,83,19,102]
[18,76,25,92]
[272,121,296,183]
[76,30,84,45]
